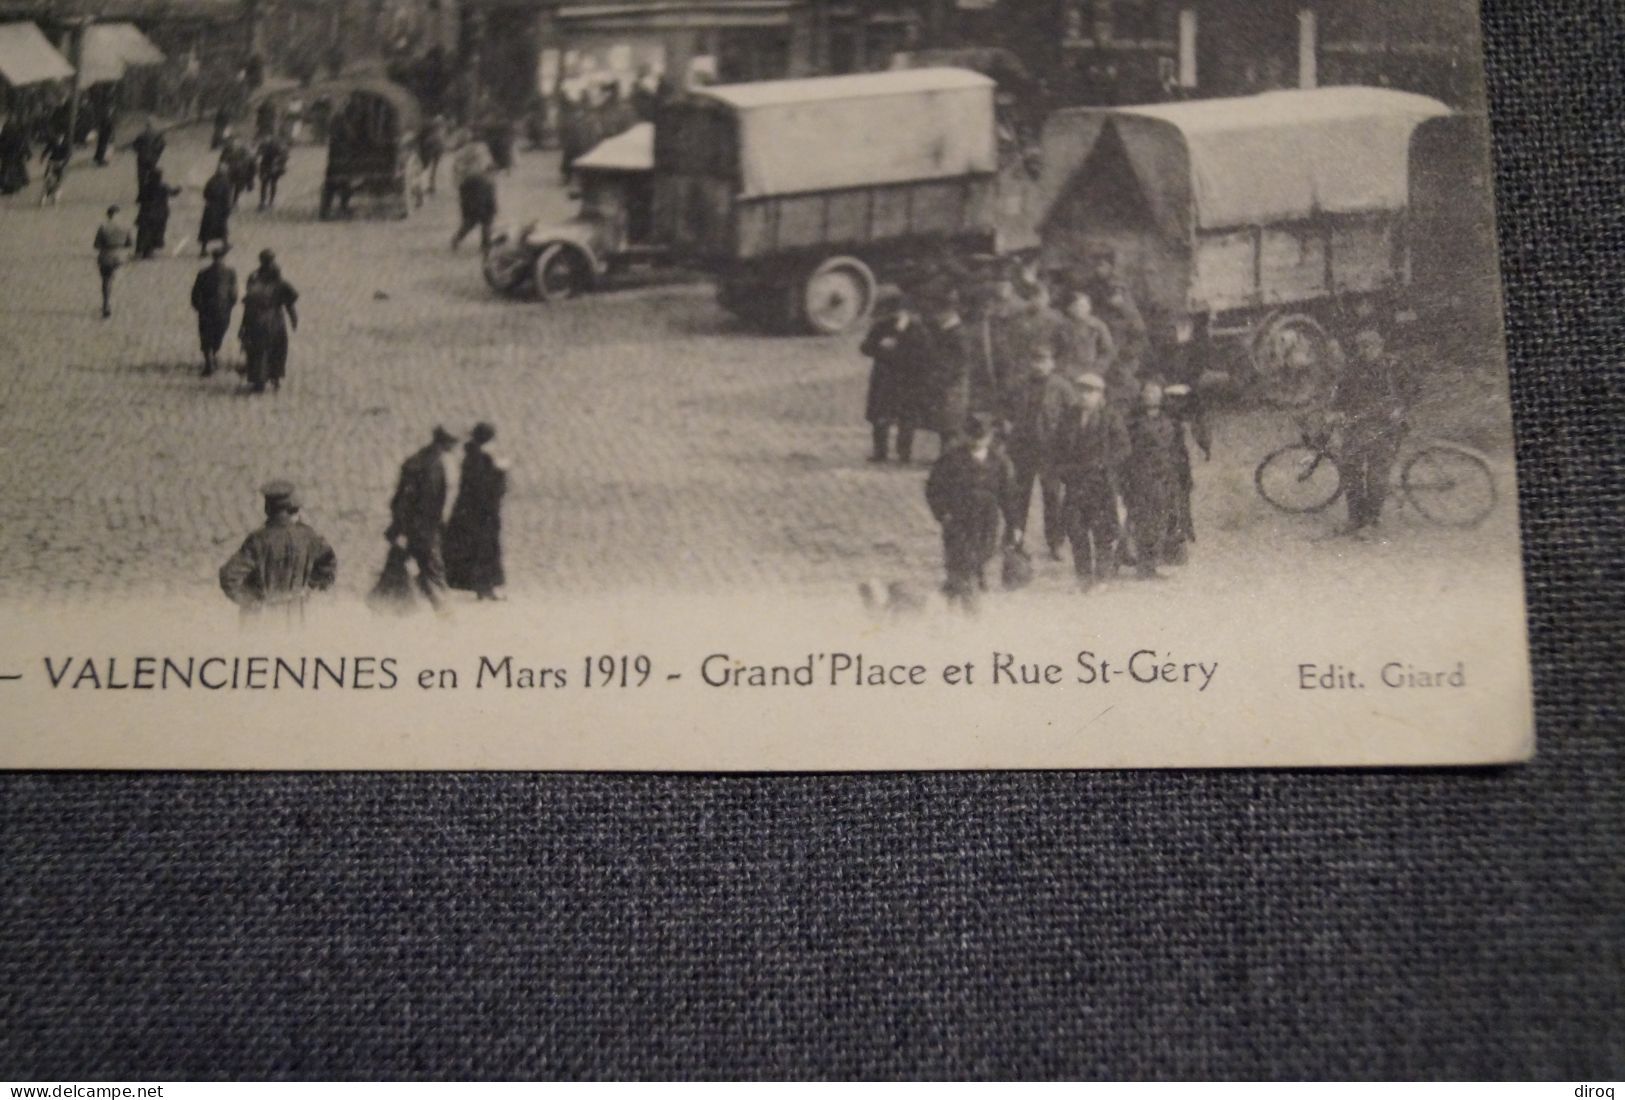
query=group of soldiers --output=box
[862,246,1210,606]
[218,424,511,617]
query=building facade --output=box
[457,0,942,112]
[445,0,1484,118]
[986,0,1484,108]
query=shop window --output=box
[1112,0,1174,45]
[718,28,790,83]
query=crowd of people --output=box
[861,247,1211,608]
[0,84,121,202]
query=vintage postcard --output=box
[0,0,1530,769]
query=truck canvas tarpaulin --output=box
[1040,87,1451,241]
[693,67,997,199]
[654,68,1004,333]
[1038,87,1454,406]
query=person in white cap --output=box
[1054,370,1130,592]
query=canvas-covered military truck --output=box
[320,79,421,221]
[653,68,1015,335]
[1037,87,1452,406]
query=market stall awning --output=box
[0,21,74,87]
[79,21,165,86]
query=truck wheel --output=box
[1250,311,1334,409]
[482,246,533,295]
[535,243,588,302]
[801,256,876,336]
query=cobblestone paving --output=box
[0,128,1521,606]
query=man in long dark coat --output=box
[860,292,931,463]
[444,422,509,600]
[131,121,164,191]
[198,162,233,255]
[908,281,994,457]
[239,249,299,393]
[386,426,461,612]
[134,167,181,258]
[219,480,337,621]
[1123,380,1180,579]
[1162,381,1211,563]
[1054,371,1132,592]
[191,240,237,376]
[926,412,1015,611]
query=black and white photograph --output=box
[0,0,1532,769]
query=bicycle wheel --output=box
[1402,442,1496,527]
[1255,443,1343,513]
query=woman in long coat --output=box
[135,168,181,258]
[444,422,509,600]
[198,164,233,254]
[239,249,299,394]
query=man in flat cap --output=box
[1161,381,1211,562]
[385,425,461,612]
[926,411,1015,611]
[1054,370,1132,592]
[219,481,338,618]
[860,289,932,464]
[92,206,133,320]
[910,279,993,457]
[191,241,238,377]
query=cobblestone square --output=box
[0,126,1519,608]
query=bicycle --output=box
[1254,416,1498,528]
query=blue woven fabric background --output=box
[2,0,1621,1079]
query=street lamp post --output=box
[64,15,92,160]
